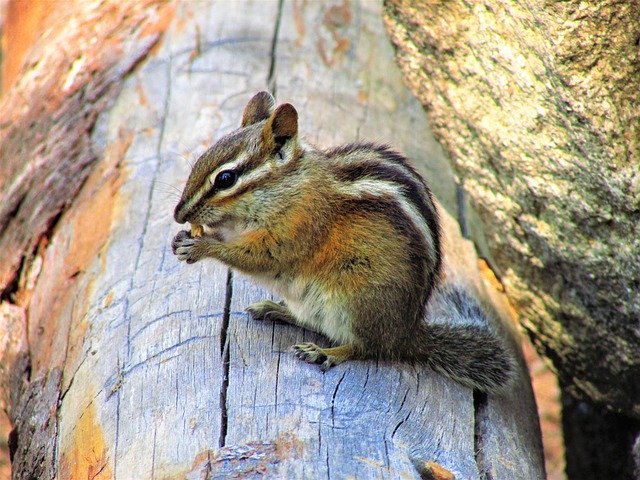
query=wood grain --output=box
[2,1,544,478]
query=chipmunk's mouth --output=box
[202,225,217,235]
[190,223,218,238]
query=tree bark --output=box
[1,1,544,478]
[383,0,640,477]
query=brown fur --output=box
[241,91,275,127]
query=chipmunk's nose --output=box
[174,200,187,224]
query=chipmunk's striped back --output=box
[325,142,442,304]
[175,132,443,308]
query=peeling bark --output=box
[0,0,167,295]
[0,2,171,477]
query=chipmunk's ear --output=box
[241,91,275,127]
[264,103,298,148]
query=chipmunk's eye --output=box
[214,170,237,190]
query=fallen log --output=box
[0,1,544,478]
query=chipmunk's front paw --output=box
[172,230,204,264]
[293,343,337,372]
[246,300,292,323]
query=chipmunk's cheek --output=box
[202,225,217,236]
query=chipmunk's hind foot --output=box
[293,343,355,372]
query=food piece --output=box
[191,224,204,237]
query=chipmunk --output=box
[172,91,515,392]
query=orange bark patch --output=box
[140,1,176,38]
[523,337,565,480]
[103,290,115,309]
[141,1,177,56]
[292,0,306,45]
[69,132,133,275]
[1,0,51,93]
[478,258,504,292]
[478,258,520,327]
[316,0,352,67]
[59,396,112,480]
[136,80,149,107]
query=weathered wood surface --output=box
[1,1,544,479]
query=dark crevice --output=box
[330,371,346,428]
[0,191,26,239]
[11,207,65,473]
[473,389,491,480]
[8,427,18,462]
[218,268,233,448]
[267,0,284,96]
[562,387,640,480]
[391,418,405,439]
[456,184,470,239]
[2,202,64,302]
[44,208,65,242]
[1,253,25,302]
[215,0,281,451]
[273,344,281,415]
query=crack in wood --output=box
[129,309,192,341]
[473,389,491,480]
[330,371,347,429]
[112,355,122,479]
[121,335,212,379]
[273,340,282,416]
[218,269,233,448]
[267,0,284,96]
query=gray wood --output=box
[3,1,543,479]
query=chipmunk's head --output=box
[174,91,299,231]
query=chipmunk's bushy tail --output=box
[409,285,516,393]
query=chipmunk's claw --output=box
[172,230,201,263]
[293,343,337,371]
